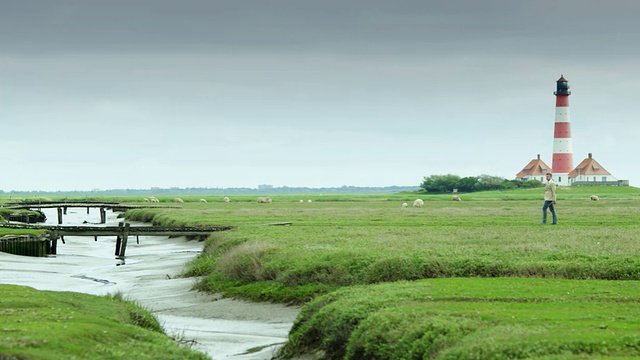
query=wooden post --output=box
[63,206,67,215]
[119,223,130,259]
[100,208,106,224]
[50,230,58,255]
[115,222,123,256]
[87,207,90,214]
[57,207,63,224]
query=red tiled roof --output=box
[516,157,551,178]
[568,154,611,178]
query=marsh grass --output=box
[279,278,640,359]
[0,285,209,359]
[123,189,640,303]
[125,188,640,358]
[5,187,640,358]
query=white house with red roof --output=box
[568,153,626,185]
[516,154,552,182]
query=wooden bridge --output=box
[3,202,181,224]
[0,223,233,259]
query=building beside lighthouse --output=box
[515,76,627,186]
[516,154,551,182]
[569,153,626,185]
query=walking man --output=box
[540,172,557,225]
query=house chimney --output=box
[588,153,592,159]
[537,154,540,160]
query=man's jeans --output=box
[542,200,557,224]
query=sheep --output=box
[149,197,159,203]
[413,199,424,208]
[300,199,304,203]
[143,198,150,202]
[401,202,408,208]
[308,199,312,203]
[590,195,599,201]
[257,197,272,204]
[452,195,461,201]
[199,198,207,203]
[174,198,184,203]
[223,197,230,203]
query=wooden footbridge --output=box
[3,202,181,224]
[0,222,233,259]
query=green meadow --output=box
[2,185,640,359]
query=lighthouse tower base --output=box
[553,173,570,186]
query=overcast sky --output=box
[1,1,639,191]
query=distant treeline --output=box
[420,174,542,193]
[0,185,421,196]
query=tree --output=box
[476,174,506,191]
[420,174,461,193]
[456,176,480,193]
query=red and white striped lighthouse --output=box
[551,75,573,185]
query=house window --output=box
[602,176,606,182]
[559,177,562,183]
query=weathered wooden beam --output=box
[118,223,130,259]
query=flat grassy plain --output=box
[3,186,640,358]
[121,186,640,359]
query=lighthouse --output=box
[551,75,573,185]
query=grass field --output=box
[2,186,640,359]
[0,285,208,359]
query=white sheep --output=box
[258,197,272,204]
[143,198,150,202]
[452,195,461,201]
[590,195,599,201]
[223,197,230,203]
[308,199,312,203]
[199,198,207,203]
[401,203,408,208]
[149,197,159,203]
[413,199,424,208]
[174,198,184,203]
[300,199,304,203]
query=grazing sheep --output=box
[174,198,184,203]
[223,197,230,203]
[308,199,312,203]
[143,198,150,202]
[452,195,461,201]
[149,197,159,203]
[401,203,408,208]
[590,195,599,201]
[413,199,424,208]
[257,197,272,204]
[300,199,304,203]
[199,198,207,203]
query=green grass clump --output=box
[0,285,209,360]
[279,278,640,359]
